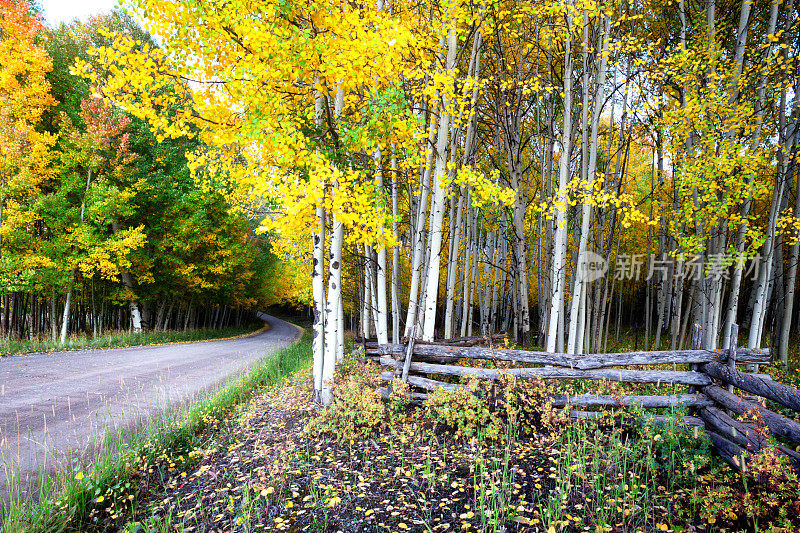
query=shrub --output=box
[423,373,572,441]
[491,373,567,434]
[387,378,412,415]
[424,379,503,440]
[306,351,385,441]
[689,410,800,531]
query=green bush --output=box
[306,351,385,441]
[424,379,503,440]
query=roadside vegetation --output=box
[0,332,310,532]
[0,322,265,357]
[16,342,793,533]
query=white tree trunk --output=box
[312,83,327,398]
[444,189,464,338]
[337,296,344,362]
[311,205,326,396]
[460,198,473,337]
[546,11,574,353]
[404,116,436,337]
[421,26,458,341]
[567,18,609,354]
[391,148,401,343]
[361,265,371,339]
[59,281,73,344]
[322,213,343,405]
[748,64,790,346]
[373,149,389,344]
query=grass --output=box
[0,323,265,357]
[0,330,311,532]
[77,347,800,533]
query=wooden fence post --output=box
[689,324,702,393]
[402,326,416,382]
[727,323,738,395]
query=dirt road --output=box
[0,314,302,503]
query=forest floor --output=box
[85,350,800,533]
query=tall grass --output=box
[0,331,311,532]
[0,324,264,357]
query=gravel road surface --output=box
[0,313,302,503]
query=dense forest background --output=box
[0,2,306,343]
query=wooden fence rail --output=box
[366,344,770,368]
[371,324,800,472]
[378,355,714,386]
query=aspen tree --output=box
[421,25,458,341]
[547,0,574,353]
[567,14,609,355]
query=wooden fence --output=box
[363,324,800,471]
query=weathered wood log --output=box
[778,444,800,463]
[702,385,800,445]
[363,333,506,348]
[380,372,462,392]
[367,344,770,369]
[376,384,708,425]
[706,429,748,471]
[415,333,507,347]
[376,386,426,406]
[569,410,704,426]
[551,393,714,409]
[380,375,714,410]
[702,361,800,412]
[380,356,713,386]
[700,406,766,451]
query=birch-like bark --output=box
[748,0,789,348]
[444,189,464,338]
[720,0,759,347]
[404,112,436,337]
[61,170,96,344]
[467,224,479,337]
[508,128,531,345]
[567,17,609,354]
[482,231,497,334]
[112,222,143,334]
[367,245,381,339]
[460,197,473,337]
[373,149,389,344]
[320,86,345,406]
[778,134,799,365]
[444,32,483,339]
[321,212,343,405]
[421,26,458,341]
[337,296,344,362]
[312,87,327,398]
[546,7,574,353]
[362,264,371,338]
[391,148,401,343]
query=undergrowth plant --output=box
[306,350,385,441]
[686,410,800,531]
[424,373,566,441]
[425,380,502,440]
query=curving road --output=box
[0,313,302,503]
